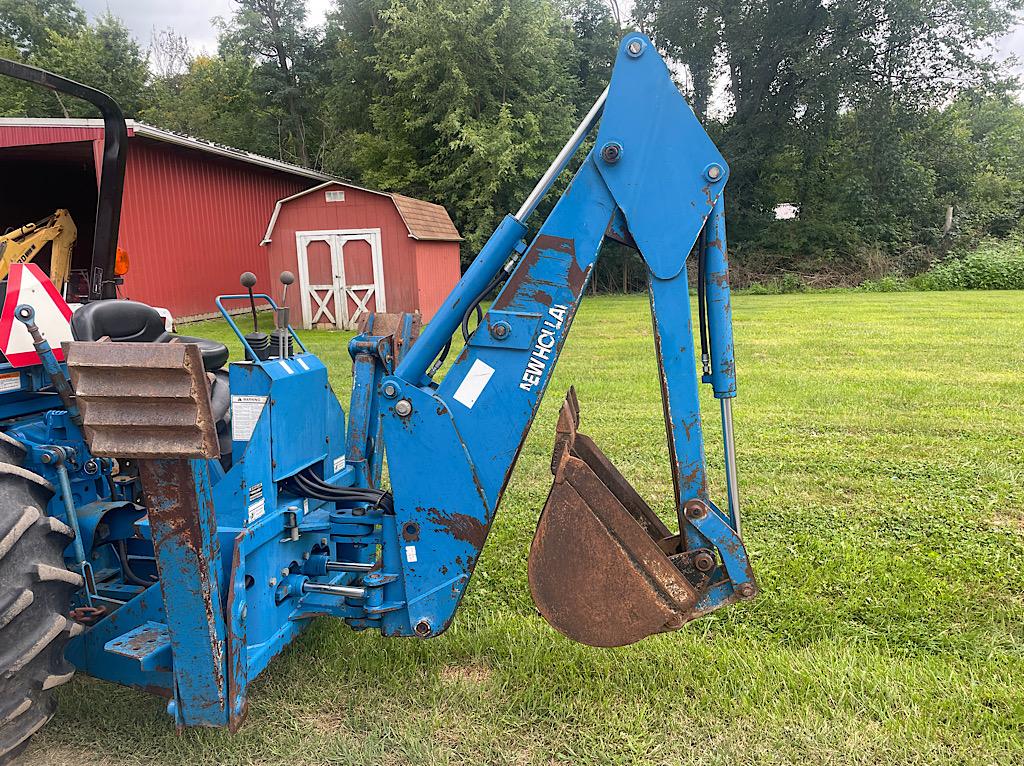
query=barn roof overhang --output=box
[0,117,333,182]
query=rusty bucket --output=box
[528,388,713,647]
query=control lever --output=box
[240,272,271,360]
[271,271,295,359]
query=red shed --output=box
[0,118,462,324]
[260,181,462,328]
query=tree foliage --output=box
[349,0,580,251]
[635,0,1024,273]
[1,0,1023,279]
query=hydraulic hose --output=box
[287,467,393,513]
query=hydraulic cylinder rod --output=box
[302,581,366,599]
[702,195,741,533]
[515,87,609,223]
[326,561,375,573]
[396,87,611,386]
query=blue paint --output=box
[0,32,755,731]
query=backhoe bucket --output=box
[528,388,703,647]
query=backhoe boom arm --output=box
[368,34,756,644]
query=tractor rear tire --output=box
[0,462,81,765]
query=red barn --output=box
[0,118,462,323]
[261,182,462,328]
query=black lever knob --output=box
[279,271,295,286]
[240,271,257,288]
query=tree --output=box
[221,0,323,166]
[0,0,84,57]
[558,0,620,113]
[318,0,389,176]
[351,0,580,255]
[634,0,1023,262]
[28,12,150,118]
[149,28,193,81]
[143,50,279,158]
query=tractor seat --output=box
[71,300,230,371]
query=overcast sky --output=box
[79,0,1023,75]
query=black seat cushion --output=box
[171,334,229,371]
[71,300,229,371]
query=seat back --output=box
[71,299,166,343]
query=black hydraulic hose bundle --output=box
[287,466,393,513]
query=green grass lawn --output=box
[28,292,1024,765]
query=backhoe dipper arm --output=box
[374,35,755,642]
[0,209,77,291]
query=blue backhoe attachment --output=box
[0,33,754,744]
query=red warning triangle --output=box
[0,264,74,367]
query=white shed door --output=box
[295,229,386,330]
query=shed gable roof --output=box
[391,194,462,241]
[260,181,462,245]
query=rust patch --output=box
[427,508,488,551]
[566,255,587,294]
[493,234,580,311]
[530,287,553,306]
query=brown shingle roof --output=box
[391,194,462,242]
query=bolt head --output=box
[414,619,431,637]
[490,321,510,339]
[382,381,398,398]
[693,551,715,573]
[268,577,277,588]
[704,163,724,182]
[685,500,708,520]
[395,399,413,417]
[601,142,623,164]
[737,584,756,599]
[626,38,645,57]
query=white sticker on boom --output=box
[247,497,266,524]
[405,545,417,563]
[278,360,294,375]
[231,395,268,442]
[453,359,495,409]
[295,357,309,371]
[333,455,346,473]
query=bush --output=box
[858,239,1024,292]
[859,275,911,292]
[742,274,809,295]
[918,240,1024,290]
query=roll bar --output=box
[0,58,128,299]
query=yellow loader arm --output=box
[0,209,77,292]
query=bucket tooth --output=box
[528,388,701,647]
